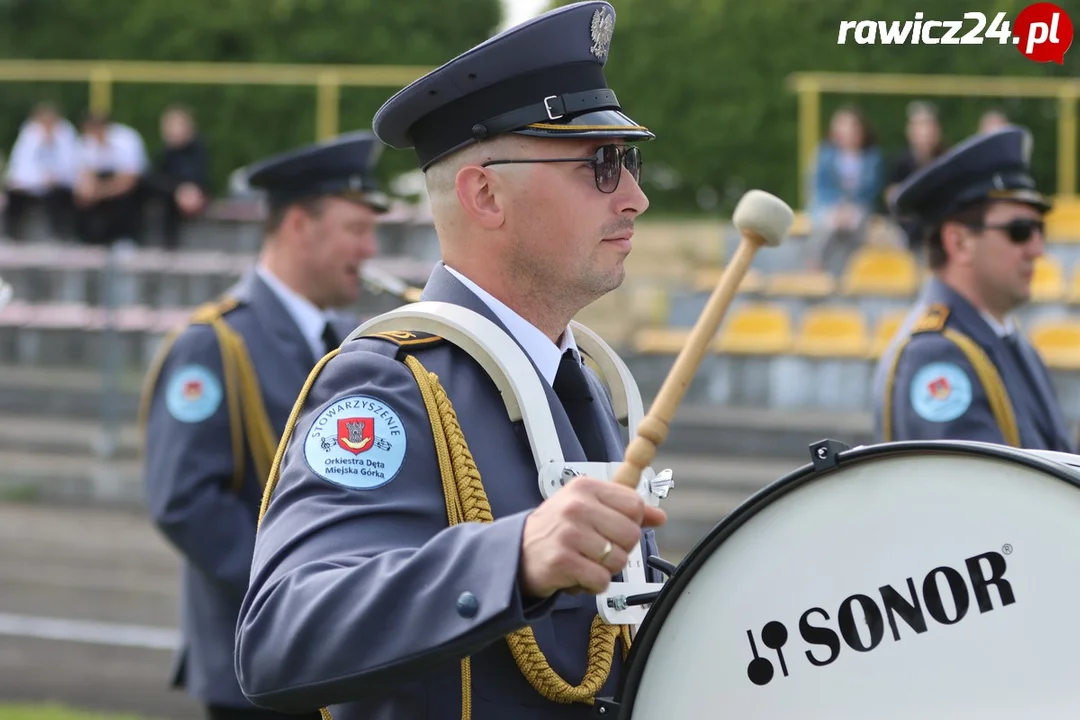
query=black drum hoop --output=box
[607,439,1080,719]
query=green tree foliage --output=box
[554,0,1079,215]
[0,0,502,193]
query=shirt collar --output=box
[978,309,1018,339]
[256,265,331,359]
[444,265,577,386]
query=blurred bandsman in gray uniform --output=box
[873,126,1074,452]
[140,132,388,720]
[234,2,667,719]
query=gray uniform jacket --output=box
[235,261,660,719]
[872,276,1074,452]
[142,270,358,707]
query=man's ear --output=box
[455,165,506,230]
[940,220,973,265]
[281,203,316,245]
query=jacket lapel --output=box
[234,271,319,371]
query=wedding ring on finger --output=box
[598,539,613,563]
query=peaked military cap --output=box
[242,131,390,213]
[372,0,653,170]
[891,125,1052,225]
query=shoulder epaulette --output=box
[911,303,950,334]
[361,330,445,349]
[190,295,242,324]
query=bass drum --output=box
[606,440,1080,720]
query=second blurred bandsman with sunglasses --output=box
[871,126,1075,453]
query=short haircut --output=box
[263,196,327,236]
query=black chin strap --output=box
[471,88,620,139]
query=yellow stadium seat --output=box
[632,327,690,355]
[840,245,919,297]
[869,310,909,359]
[715,303,793,355]
[792,305,871,358]
[692,266,764,294]
[1030,255,1065,302]
[763,270,836,298]
[1028,319,1080,370]
[1046,196,1080,242]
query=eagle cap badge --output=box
[590,7,615,60]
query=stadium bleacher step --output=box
[0,364,144,419]
[0,413,141,458]
[0,450,142,507]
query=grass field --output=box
[0,704,158,720]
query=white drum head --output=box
[616,441,1080,719]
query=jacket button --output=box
[456,591,479,618]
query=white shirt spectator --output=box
[76,123,148,177]
[4,117,80,194]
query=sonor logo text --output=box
[745,549,1016,686]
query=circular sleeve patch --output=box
[303,395,408,490]
[165,364,223,423]
[909,361,973,423]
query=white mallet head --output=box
[732,189,794,248]
[0,277,11,311]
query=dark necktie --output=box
[552,350,608,462]
[321,321,340,356]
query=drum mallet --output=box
[611,189,794,491]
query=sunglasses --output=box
[480,143,642,194]
[968,218,1045,244]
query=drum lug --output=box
[593,697,620,716]
[597,581,665,626]
[809,438,851,471]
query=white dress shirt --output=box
[5,118,79,193]
[444,265,578,386]
[76,123,148,176]
[257,266,336,360]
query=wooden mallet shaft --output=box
[610,190,794,490]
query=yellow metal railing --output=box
[787,72,1080,207]
[0,59,435,140]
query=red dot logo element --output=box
[1013,2,1073,64]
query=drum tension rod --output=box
[618,591,659,607]
[646,555,677,578]
[604,556,677,609]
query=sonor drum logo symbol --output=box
[745,549,1016,686]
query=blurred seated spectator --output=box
[73,110,148,246]
[3,102,78,241]
[884,101,945,253]
[804,105,884,274]
[979,108,1010,134]
[142,104,210,251]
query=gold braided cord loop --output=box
[403,355,631,718]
